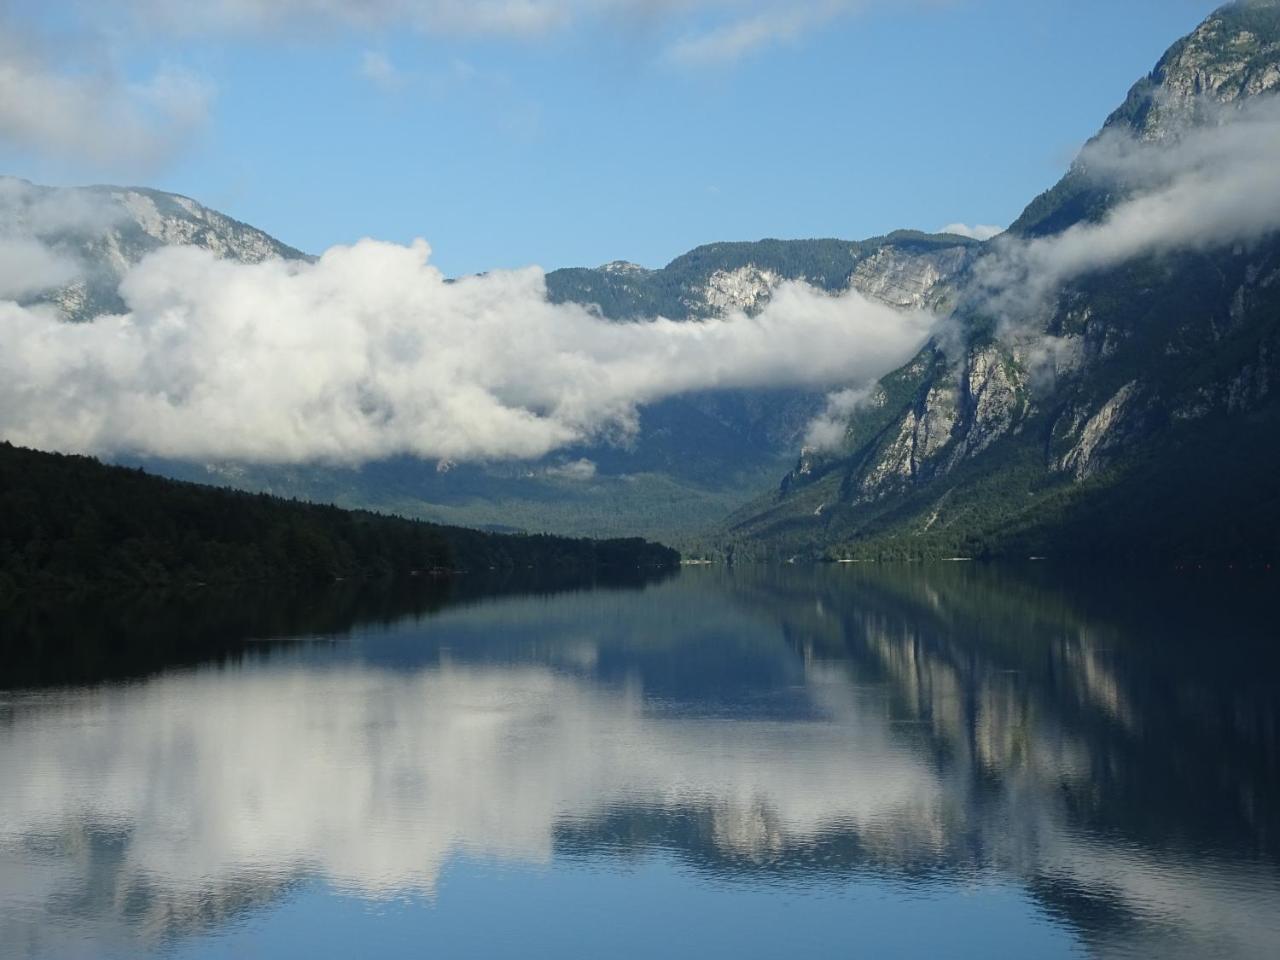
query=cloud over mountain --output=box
[8,93,1280,469]
[0,238,935,464]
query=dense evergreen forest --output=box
[0,442,679,594]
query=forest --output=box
[0,442,680,594]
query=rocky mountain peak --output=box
[1011,1,1280,238]
[1107,0,1280,143]
[1,177,308,322]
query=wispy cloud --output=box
[803,385,875,451]
[121,0,573,38]
[359,50,406,92]
[797,93,1280,447]
[104,1,952,61]
[0,0,964,181]
[666,1,845,65]
[664,1,962,66]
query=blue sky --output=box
[2,0,1222,276]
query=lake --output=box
[1,565,1277,959]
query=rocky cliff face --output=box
[1122,1,1280,142]
[848,243,970,310]
[1,177,308,322]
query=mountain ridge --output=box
[1,174,975,544]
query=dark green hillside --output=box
[0,442,679,594]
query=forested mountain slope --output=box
[0,442,678,594]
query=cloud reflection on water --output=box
[1,566,1277,959]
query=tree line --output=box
[0,442,680,594]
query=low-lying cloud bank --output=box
[0,240,935,464]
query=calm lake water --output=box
[1,565,1277,960]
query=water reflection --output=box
[0,566,673,689]
[1,566,1277,959]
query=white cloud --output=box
[941,222,1004,241]
[0,237,935,464]
[800,95,1280,445]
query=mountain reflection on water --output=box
[0,565,1277,960]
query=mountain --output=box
[545,232,973,318]
[0,177,309,322]
[136,229,975,545]
[0,174,976,544]
[721,0,1280,563]
[172,227,972,545]
[19,3,1275,561]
